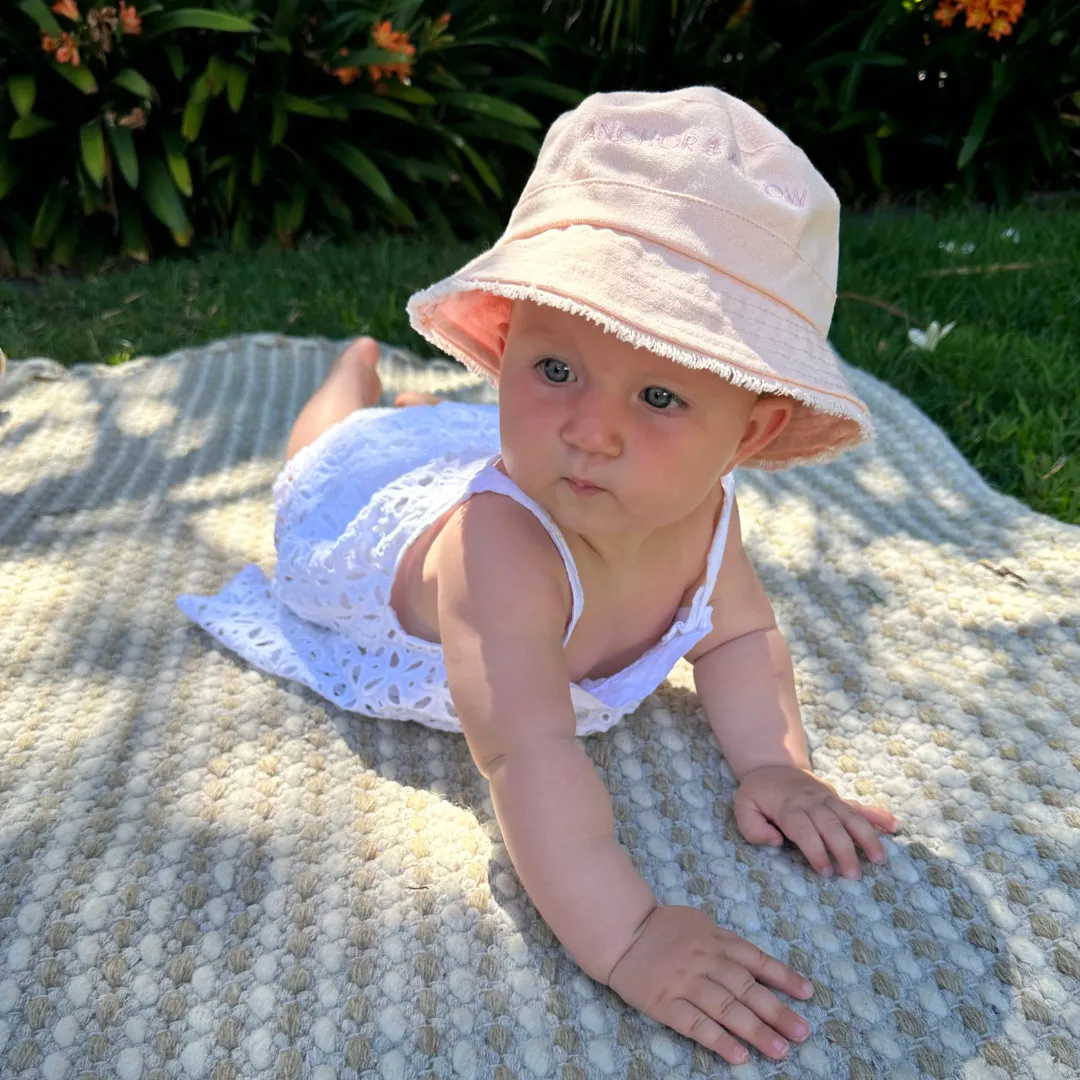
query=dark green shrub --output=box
[0,0,583,275]
[550,0,1080,207]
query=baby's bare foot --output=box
[331,337,383,408]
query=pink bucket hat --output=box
[406,86,874,469]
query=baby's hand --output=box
[607,904,814,1065]
[734,765,898,879]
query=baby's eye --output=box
[537,357,573,383]
[641,386,685,410]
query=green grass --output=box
[1,206,1077,525]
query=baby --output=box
[179,87,899,1066]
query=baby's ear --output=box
[734,393,795,465]
[494,317,511,360]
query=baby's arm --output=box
[685,498,898,873]
[683,499,809,782]
[436,492,817,1063]
[435,493,657,983]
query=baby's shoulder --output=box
[432,491,573,635]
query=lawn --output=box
[1,206,1077,525]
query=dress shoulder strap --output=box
[466,460,585,647]
[688,471,738,623]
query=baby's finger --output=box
[774,807,835,877]
[664,997,753,1065]
[713,927,816,1002]
[845,799,899,835]
[834,799,890,865]
[810,804,862,879]
[689,980,795,1062]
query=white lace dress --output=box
[176,402,736,736]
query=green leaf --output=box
[188,72,213,107]
[113,68,155,101]
[50,218,81,268]
[804,51,907,77]
[81,119,107,187]
[10,113,56,139]
[18,0,61,36]
[182,95,209,142]
[256,34,292,54]
[164,45,186,81]
[458,139,501,198]
[374,83,436,106]
[334,47,418,68]
[837,0,904,114]
[412,189,455,244]
[231,205,252,251]
[31,185,65,249]
[250,146,266,188]
[280,94,347,120]
[482,76,584,107]
[118,198,150,261]
[440,35,550,66]
[432,92,540,128]
[957,97,996,170]
[270,103,288,146]
[144,10,257,37]
[162,129,193,196]
[206,56,229,97]
[226,64,248,113]
[106,123,139,189]
[381,195,417,229]
[333,93,414,123]
[282,182,309,233]
[9,75,36,118]
[431,125,501,198]
[140,156,193,246]
[1016,16,1041,46]
[370,153,460,185]
[0,157,23,202]
[425,66,466,91]
[324,140,395,205]
[49,61,99,94]
[1031,118,1055,167]
[451,120,541,156]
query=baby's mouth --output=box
[564,477,604,495]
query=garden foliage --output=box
[0,0,1077,275]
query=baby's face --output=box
[496,300,762,538]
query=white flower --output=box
[937,239,976,254]
[908,321,956,351]
[1001,227,1021,243]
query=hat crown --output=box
[504,87,840,333]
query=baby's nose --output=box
[563,393,623,455]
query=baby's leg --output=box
[284,337,446,461]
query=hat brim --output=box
[407,224,874,469]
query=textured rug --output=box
[1,333,1078,1080]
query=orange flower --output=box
[934,0,1024,36]
[51,0,80,20]
[368,20,415,84]
[332,66,361,85]
[55,31,81,67]
[119,1,141,34]
[963,2,992,29]
[372,19,416,57]
[40,31,60,53]
[435,12,451,28]
[933,2,960,27]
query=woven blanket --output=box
[1,333,1078,1080]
